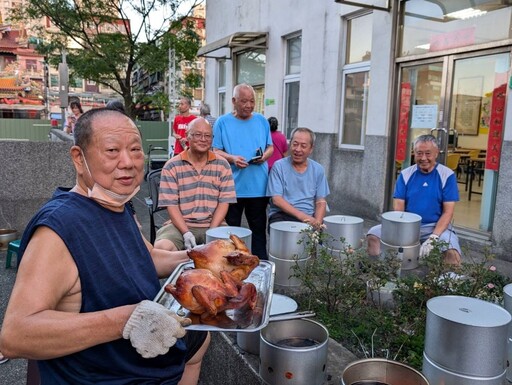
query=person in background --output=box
[366,134,462,266]
[64,100,84,134]
[199,103,217,127]
[106,99,127,114]
[0,108,209,385]
[267,127,329,229]
[154,118,236,251]
[213,83,273,260]
[173,97,197,156]
[267,117,288,171]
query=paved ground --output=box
[2,179,512,384]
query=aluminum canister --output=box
[205,226,252,251]
[380,240,420,270]
[260,318,329,385]
[424,295,511,378]
[269,221,310,260]
[323,215,364,250]
[269,254,310,287]
[422,351,506,385]
[342,358,429,385]
[381,211,421,246]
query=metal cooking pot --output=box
[205,226,252,251]
[423,352,506,385]
[424,295,511,378]
[380,211,421,246]
[236,294,299,355]
[269,254,310,287]
[236,311,315,356]
[0,229,17,251]
[260,318,329,385]
[323,215,363,250]
[341,358,429,385]
[269,221,310,260]
[380,240,420,271]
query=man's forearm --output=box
[213,148,233,163]
[167,207,189,234]
[433,213,452,236]
[210,203,229,228]
[314,200,327,223]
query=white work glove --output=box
[123,300,191,358]
[183,231,197,249]
[419,234,439,258]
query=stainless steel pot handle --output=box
[268,311,316,322]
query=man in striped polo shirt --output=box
[154,117,237,251]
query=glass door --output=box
[395,50,510,232]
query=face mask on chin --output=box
[81,152,140,208]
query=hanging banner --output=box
[486,83,506,171]
[395,83,411,162]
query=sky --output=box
[123,0,201,41]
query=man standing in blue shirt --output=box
[367,134,462,266]
[267,127,330,230]
[212,84,274,259]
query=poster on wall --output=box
[454,76,483,136]
[411,104,437,129]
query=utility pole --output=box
[58,50,69,131]
[168,48,177,157]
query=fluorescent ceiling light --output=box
[446,8,487,19]
[416,43,431,50]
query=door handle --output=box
[430,128,448,155]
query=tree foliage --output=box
[9,0,202,117]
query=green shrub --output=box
[290,227,510,370]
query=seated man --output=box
[367,134,462,266]
[154,117,236,251]
[267,127,330,229]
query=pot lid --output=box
[381,211,422,223]
[269,221,311,233]
[270,294,298,316]
[427,295,511,327]
[324,215,364,225]
[205,226,252,238]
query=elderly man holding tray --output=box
[0,108,209,385]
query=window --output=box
[25,60,37,72]
[400,0,512,57]
[284,34,301,138]
[341,68,370,147]
[340,13,372,148]
[236,49,266,86]
[50,74,58,87]
[217,60,226,116]
[70,77,83,88]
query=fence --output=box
[0,119,170,151]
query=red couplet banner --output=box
[486,83,506,171]
[395,83,411,162]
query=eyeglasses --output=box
[190,133,213,140]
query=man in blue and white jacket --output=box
[367,134,462,266]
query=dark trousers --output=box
[226,197,269,260]
[268,211,301,226]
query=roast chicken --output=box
[164,268,258,317]
[188,234,260,281]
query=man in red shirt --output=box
[172,97,197,155]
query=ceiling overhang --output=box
[334,0,391,11]
[197,32,268,59]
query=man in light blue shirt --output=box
[267,127,330,230]
[213,84,274,259]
